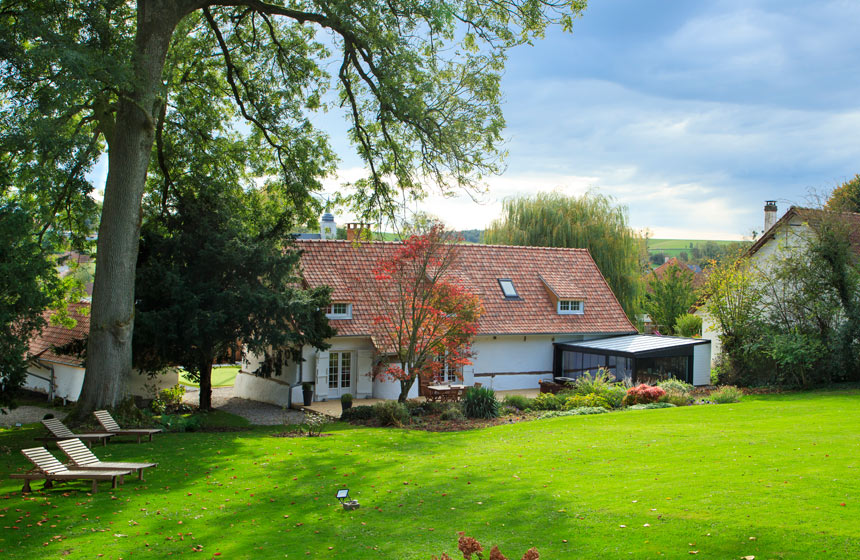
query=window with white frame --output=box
[435,349,462,383]
[325,302,352,319]
[558,300,584,314]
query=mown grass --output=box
[178,366,239,388]
[1,390,859,559]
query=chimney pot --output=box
[346,222,372,241]
[764,200,778,233]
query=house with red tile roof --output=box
[25,302,177,402]
[236,239,711,404]
[647,257,706,289]
[696,203,860,366]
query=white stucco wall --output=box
[469,334,592,391]
[695,305,722,367]
[692,343,712,386]
[25,362,85,401]
[124,368,179,398]
[372,375,420,400]
[24,361,177,402]
[696,214,813,368]
[241,332,621,402]
[234,372,296,407]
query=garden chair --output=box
[36,418,112,448]
[57,438,157,481]
[9,447,131,494]
[94,410,162,443]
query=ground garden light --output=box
[336,488,360,511]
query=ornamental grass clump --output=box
[710,385,743,404]
[657,378,693,394]
[562,393,610,410]
[572,368,614,395]
[623,384,666,406]
[462,386,500,419]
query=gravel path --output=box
[0,406,67,427]
[183,386,305,426]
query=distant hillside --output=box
[647,238,750,265]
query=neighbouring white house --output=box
[696,201,860,366]
[237,226,712,407]
[25,302,177,402]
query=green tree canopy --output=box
[133,184,336,410]
[1,0,586,410]
[0,204,62,411]
[644,263,697,335]
[484,191,644,318]
[825,174,860,213]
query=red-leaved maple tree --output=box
[368,225,482,402]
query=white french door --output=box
[327,351,353,398]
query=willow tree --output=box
[484,192,643,318]
[1,0,586,411]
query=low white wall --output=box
[25,362,85,401]
[476,372,553,391]
[469,334,584,391]
[25,362,178,402]
[233,371,295,407]
[693,343,712,386]
[124,368,179,398]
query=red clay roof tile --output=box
[28,302,90,367]
[297,240,636,337]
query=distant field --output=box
[647,238,745,258]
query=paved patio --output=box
[301,387,540,419]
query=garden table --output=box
[427,384,466,402]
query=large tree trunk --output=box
[198,359,214,411]
[78,2,190,413]
[398,377,416,403]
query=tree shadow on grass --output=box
[2,413,860,558]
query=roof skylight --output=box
[498,278,519,299]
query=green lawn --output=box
[178,365,239,388]
[2,390,859,558]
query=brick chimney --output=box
[345,223,372,241]
[764,200,778,233]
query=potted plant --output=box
[302,382,314,406]
[341,393,353,411]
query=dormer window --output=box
[498,278,519,299]
[558,300,584,315]
[326,303,352,319]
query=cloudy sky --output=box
[323,0,860,239]
[85,1,860,240]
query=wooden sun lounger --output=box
[36,419,112,448]
[10,447,131,494]
[94,410,162,443]
[57,438,157,481]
